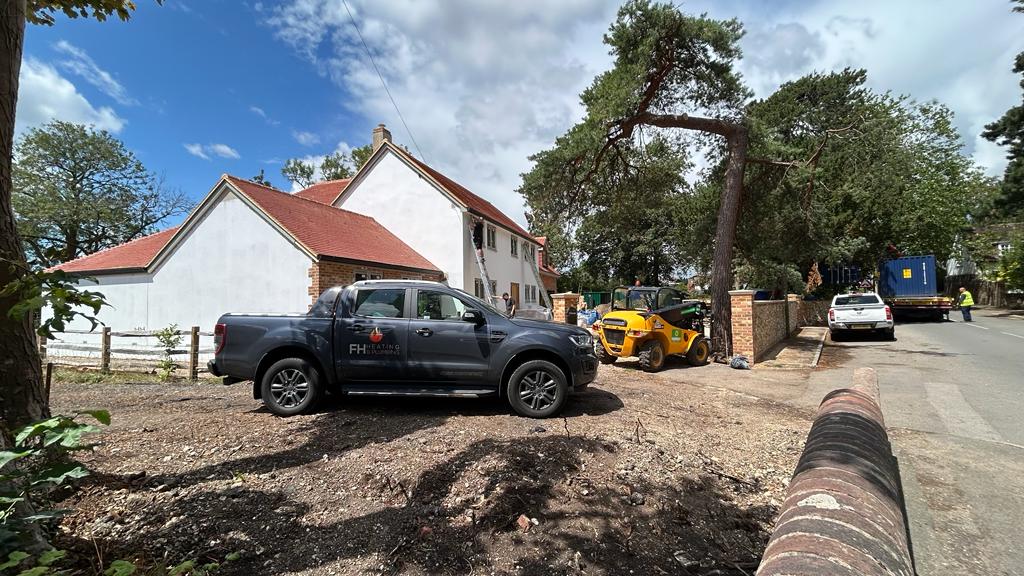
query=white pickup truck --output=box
[828,292,895,340]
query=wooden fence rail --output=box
[39,325,209,381]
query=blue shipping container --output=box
[879,255,938,298]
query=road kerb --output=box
[811,328,827,368]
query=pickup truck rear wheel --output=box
[507,360,568,418]
[261,358,323,416]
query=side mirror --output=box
[462,309,485,324]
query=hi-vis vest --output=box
[960,291,975,307]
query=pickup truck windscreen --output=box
[835,295,882,306]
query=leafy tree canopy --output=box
[981,0,1024,218]
[27,0,158,25]
[281,144,373,188]
[13,121,191,268]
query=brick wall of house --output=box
[307,260,443,303]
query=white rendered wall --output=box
[464,216,545,309]
[49,188,313,338]
[335,150,466,288]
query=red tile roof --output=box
[534,236,559,277]
[53,227,179,274]
[404,153,535,241]
[294,178,351,204]
[224,176,439,271]
[53,176,440,275]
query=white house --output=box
[48,124,554,348]
[50,175,443,338]
[333,124,553,311]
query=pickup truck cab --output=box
[828,292,895,340]
[207,280,598,418]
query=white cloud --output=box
[208,143,241,159]
[183,143,209,160]
[266,0,1024,224]
[53,40,138,106]
[266,0,619,226]
[292,130,320,146]
[250,105,280,126]
[16,58,125,134]
[183,143,240,160]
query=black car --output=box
[207,280,598,418]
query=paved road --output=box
[810,309,1024,575]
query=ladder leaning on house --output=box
[527,244,553,310]
[468,219,497,305]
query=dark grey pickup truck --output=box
[207,280,598,418]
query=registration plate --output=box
[851,324,873,330]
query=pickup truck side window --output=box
[353,288,406,318]
[416,290,469,320]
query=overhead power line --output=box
[341,0,427,162]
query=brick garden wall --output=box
[307,260,443,303]
[730,291,801,362]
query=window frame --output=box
[351,287,408,319]
[414,289,472,322]
[511,235,519,257]
[486,225,497,250]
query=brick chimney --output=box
[372,123,392,151]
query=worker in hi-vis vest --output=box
[957,286,975,322]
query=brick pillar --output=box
[550,293,580,324]
[786,294,800,334]
[729,290,756,360]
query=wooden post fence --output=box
[188,325,200,381]
[100,327,111,372]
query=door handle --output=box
[348,324,365,333]
[416,328,433,337]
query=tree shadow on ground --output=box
[85,386,624,497]
[65,430,771,576]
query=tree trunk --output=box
[708,127,749,357]
[1,0,46,443]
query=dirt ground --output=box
[49,361,812,575]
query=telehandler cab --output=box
[592,286,710,372]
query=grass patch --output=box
[51,366,221,386]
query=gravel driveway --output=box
[50,362,810,575]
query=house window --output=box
[511,236,519,257]
[473,278,496,298]
[486,225,497,250]
[354,272,382,282]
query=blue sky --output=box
[16,0,1024,231]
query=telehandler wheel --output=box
[638,340,665,372]
[686,336,711,366]
[595,342,617,364]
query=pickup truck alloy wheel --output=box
[260,358,323,416]
[507,360,568,418]
[270,368,308,408]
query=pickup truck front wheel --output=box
[507,360,568,418]
[261,358,323,417]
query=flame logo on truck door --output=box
[369,327,384,343]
